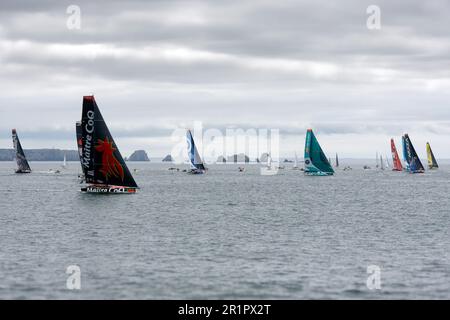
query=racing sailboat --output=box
[304,129,334,176]
[62,153,67,169]
[293,152,299,170]
[390,139,403,171]
[402,134,425,173]
[186,129,207,174]
[78,95,139,193]
[12,129,31,174]
[426,142,438,169]
[335,153,339,168]
[380,155,384,170]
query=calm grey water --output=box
[0,161,448,299]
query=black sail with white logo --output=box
[80,96,138,188]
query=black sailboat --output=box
[12,129,31,174]
[78,96,138,193]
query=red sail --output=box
[391,138,403,171]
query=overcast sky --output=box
[1,0,449,158]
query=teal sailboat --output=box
[304,129,334,176]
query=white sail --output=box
[380,155,384,170]
[62,153,67,168]
[293,152,298,169]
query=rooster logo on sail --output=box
[95,137,124,182]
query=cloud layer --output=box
[1,0,449,157]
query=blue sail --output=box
[304,129,334,176]
[186,129,206,173]
[403,134,425,173]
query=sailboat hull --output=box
[81,185,138,194]
[304,170,333,176]
[15,169,31,174]
[187,168,206,174]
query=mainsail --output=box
[12,129,31,173]
[186,129,206,173]
[304,129,334,175]
[390,138,403,171]
[426,142,438,169]
[403,134,425,173]
[293,152,298,169]
[79,96,138,191]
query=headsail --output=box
[79,96,138,190]
[403,134,425,173]
[12,129,31,173]
[426,142,438,169]
[304,129,334,175]
[390,139,403,171]
[186,129,206,173]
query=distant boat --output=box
[402,134,425,173]
[12,129,31,174]
[293,152,299,170]
[186,129,207,174]
[335,153,339,168]
[384,155,390,168]
[426,142,439,169]
[390,138,403,171]
[375,152,379,169]
[78,95,139,193]
[380,155,385,170]
[304,129,334,176]
[62,153,67,169]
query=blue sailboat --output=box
[402,134,425,173]
[304,129,334,176]
[186,129,207,174]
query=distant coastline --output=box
[0,149,79,161]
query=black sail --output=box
[12,129,31,172]
[80,96,138,188]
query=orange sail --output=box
[391,138,403,171]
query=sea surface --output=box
[0,161,448,299]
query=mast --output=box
[12,129,31,173]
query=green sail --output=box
[304,129,334,175]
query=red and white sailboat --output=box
[390,138,403,171]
